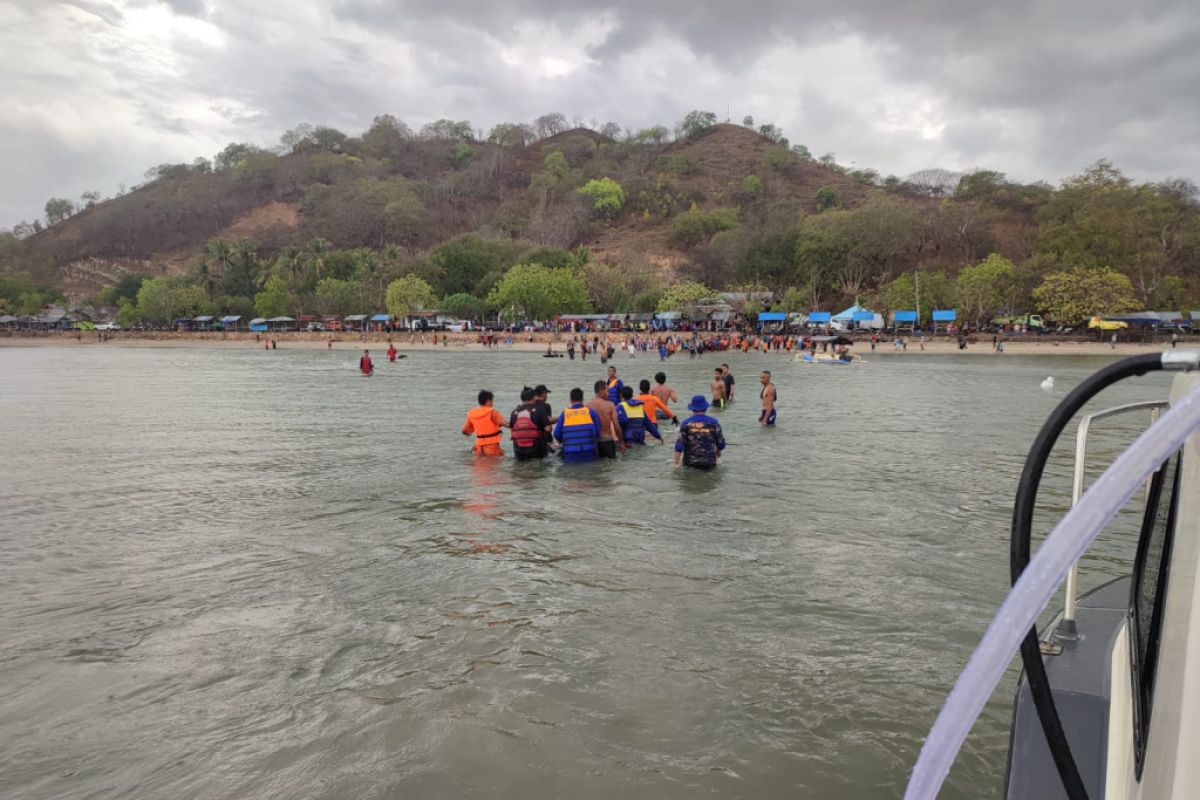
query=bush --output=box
[671,207,738,247]
[815,186,840,211]
[577,178,625,219]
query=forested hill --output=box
[2,111,1199,322]
[8,120,871,294]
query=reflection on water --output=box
[0,346,1173,799]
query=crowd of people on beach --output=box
[459,364,778,470]
[541,331,850,361]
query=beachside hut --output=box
[1154,311,1186,329]
[0,314,17,330]
[248,318,268,332]
[931,309,958,334]
[297,314,317,331]
[652,312,681,331]
[893,310,917,333]
[344,314,368,332]
[832,304,881,331]
[1190,311,1200,331]
[173,317,197,331]
[757,311,787,331]
[267,316,296,332]
[369,313,393,332]
[34,307,72,330]
[220,315,243,331]
[193,315,216,330]
[806,311,832,330]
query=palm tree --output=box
[305,238,329,282]
[205,239,233,274]
[261,245,303,288]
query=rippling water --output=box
[0,345,1174,799]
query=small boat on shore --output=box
[794,336,861,364]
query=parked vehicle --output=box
[95,322,121,331]
[992,313,1045,331]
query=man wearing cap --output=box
[674,396,726,470]
[533,384,556,447]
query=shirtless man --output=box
[710,367,727,410]
[650,371,677,409]
[759,370,777,426]
[587,380,625,458]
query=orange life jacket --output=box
[465,406,502,442]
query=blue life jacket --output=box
[606,377,623,405]
[559,405,598,458]
[618,399,647,444]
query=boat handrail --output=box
[904,370,1200,800]
[1058,401,1169,637]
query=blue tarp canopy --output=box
[807,311,832,324]
[757,312,787,321]
[370,313,392,322]
[852,310,875,322]
[833,304,873,322]
[172,318,192,325]
[894,310,918,323]
[1105,312,1161,325]
[931,309,957,322]
[248,318,268,331]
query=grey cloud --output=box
[2,0,1197,226]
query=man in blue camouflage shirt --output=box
[674,395,726,470]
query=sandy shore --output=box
[0,330,1191,357]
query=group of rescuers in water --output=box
[459,364,778,470]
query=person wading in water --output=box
[587,380,624,459]
[462,390,508,456]
[759,370,777,426]
[674,396,726,470]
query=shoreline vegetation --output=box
[0,330,1188,357]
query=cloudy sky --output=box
[2,0,1198,226]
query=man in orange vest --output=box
[462,390,508,456]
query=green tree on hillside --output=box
[577,178,625,218]
[656,281,718,311]
[956,253,1015,324]
[420,119,473,140]
[254,276,295,318]
[883,271,955,323]
[815,186,840,211]
[385,275,437,318]
[1031,266,1140,324]
[671,207,738,247]
[440,292,490,321]
[45,198,74,225]
[359,114,412,160]
[430,235,520,296]
[170,285,214,318]
[793,218,849,307]
[133,278,175,323]
[487,264,590,321]
[679,110,718,139]
[314,278,360,315]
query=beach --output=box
[0,329,1187,357]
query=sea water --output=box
[0,345,1170,799]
